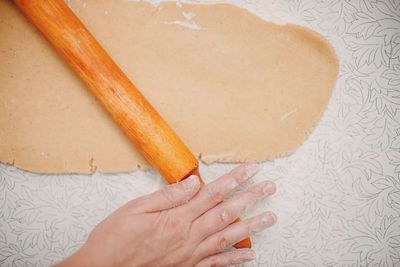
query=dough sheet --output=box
[0,0,338,173]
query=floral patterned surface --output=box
[1,0,400,266]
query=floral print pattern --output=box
[1,0,399,266]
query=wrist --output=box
[54,245,93,267]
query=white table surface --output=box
[1,0,400,266]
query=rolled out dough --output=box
[0,0,338,174]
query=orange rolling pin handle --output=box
[13,0,250,248]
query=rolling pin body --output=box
[13,0,197,184]
[13,0,250,248]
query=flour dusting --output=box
[280,108,297,121]
[182,11,196,20]
[163,20,203,30]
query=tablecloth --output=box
[1,0,399,265]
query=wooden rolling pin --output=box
[13,0,250,248]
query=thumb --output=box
[126,175,201,214]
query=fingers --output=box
[192,181,276,241]
[183,163,260,219]
[125,175,200,214]
[195,212,276,260]
[195,249,255,267]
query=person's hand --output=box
[56,163,276,267]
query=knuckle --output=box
[229,165,247,184]
[219,209,232,224]
[244,191,259,207]
[244,222,252,235]
[216,235,228,251]
[205,184,223,203]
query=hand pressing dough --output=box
[0,0,338,174]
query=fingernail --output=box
[244,163,259,179]
[182,175,199,192]
[251,212,276,233]
[241,249,256,261]
[263,182,276,196]
[261,212,277,226]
